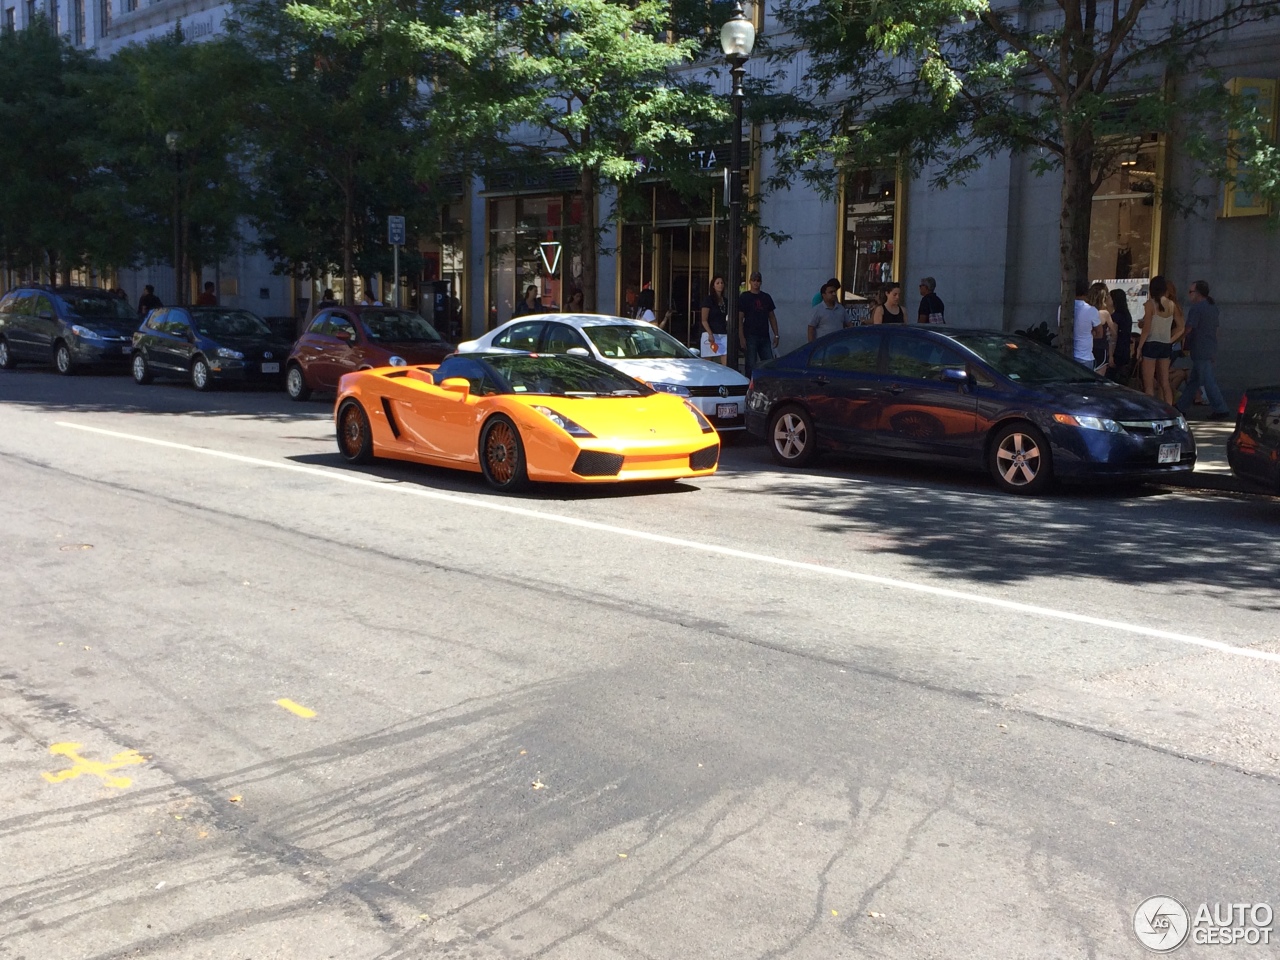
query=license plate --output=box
[261,362,280,374]
[1158,442,1181,464]
[121,344,132,355]
[716,403,738,419]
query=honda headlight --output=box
[650,382,691,397]
[388,355,408,366]
[215,347,244,360]
[683,399,715,434]
[71,324,103,340]
[1053,413,1121,433]
[1175,415,1187,432]
[533,405,594,437]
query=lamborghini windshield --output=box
[484,355,653,397]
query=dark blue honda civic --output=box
[745,326,1196,494]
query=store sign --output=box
[635,144,745,176]
[539,241,562,274]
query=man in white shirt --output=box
[1061,278,1101,367]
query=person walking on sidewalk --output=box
[1177,280,1231,420]
[738,271,779,374]
[808,281,847,341]
[917,277,945,324]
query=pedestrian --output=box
[811,277,840,307]
[512,284,542,317]
[137,284,162,319]
[196,281,217,306]
[1136,275,1183,404]
[917,277,945,324]
[1060,278,1102,368]
[1089,281,1117,374]
[738,271,779,374]
[700,275,729,363]
[318,288,338,308]
[1177,280,1231,420]
[635,288,660,325]
[808,280,847,341]
[565,288,585,313]
[870,282,906,324]
[1109,288,1134,373]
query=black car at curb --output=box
[1227,386,1280,493]
[0,285,137,374]
[131,306,294,391]
[745,326,1196,494]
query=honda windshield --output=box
[949,333,1103,385]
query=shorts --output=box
[1142,341,1172,361]
[700,333,728,359]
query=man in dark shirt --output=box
[1177,279,1230,419]
[738,271,779,375]
[136,285,162,318]
[917,277,945,324]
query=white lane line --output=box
[56,419,1280,665]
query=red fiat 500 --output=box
[286,306,454,400]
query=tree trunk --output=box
[579,165,597,313]
[1057,123,1094,356]
[342,176,354,307]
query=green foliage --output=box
[0,18,98,275]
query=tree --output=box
[293,0,729,312]
[0,18,98,281]
[79,28,256,287]
[226,0,444,304]
[775,0,1280,345]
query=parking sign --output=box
[388,215,405,245]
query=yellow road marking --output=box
[42,742,146,789]
[275,698,316,718]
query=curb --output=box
[1159,472,1275,497]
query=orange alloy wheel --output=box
[337,400,374,464]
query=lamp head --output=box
[165,131,181,152]
[720,3,755,61]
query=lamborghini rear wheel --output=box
[480,415,530,492]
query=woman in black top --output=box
[872,282,905,324]
[700,275,729,364]
[1109,288,1134,369]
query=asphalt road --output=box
[1,367,1278,960]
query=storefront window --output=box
[619,183,718,346]
[1089,135,1159,282]
[487,194,580,329]
[838,166,898,322]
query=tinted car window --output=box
[62,294,134,322]
[541,323,590,354]
[0,293,15,314]
[493,321,544,351]
[949,333,1099,384]
[363,311,442,343]
[33,295,54,316]
[329,316,358,340]
[146,310,168,332]
[191,310,272,339]
[886,335,969,380]
[810,332,880,372]
[306,313,330,335]
[483,355,652,397]
[7,294,33,316]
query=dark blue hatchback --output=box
[1227,386,1280,493]
[745,327,1196,494]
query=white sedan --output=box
[458,313,751,431]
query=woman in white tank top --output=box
[1136,275,1184,405]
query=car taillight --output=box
[1238,392,1248,417]
[747,377,755,393]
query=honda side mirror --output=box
[941,367,970,385]
[38,311,53,321]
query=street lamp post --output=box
[720,2,754,371]
[165,131,185,304]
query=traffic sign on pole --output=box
[387,216,406,246]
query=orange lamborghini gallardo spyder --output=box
[334,352,721,492]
